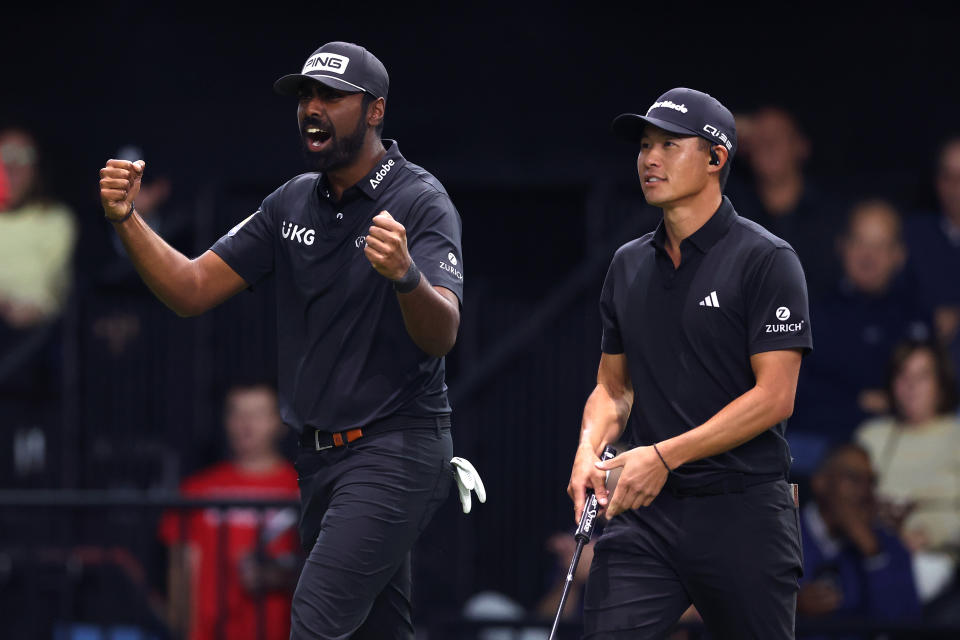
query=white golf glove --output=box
[451,457,486,514]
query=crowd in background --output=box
[2,102,959,636]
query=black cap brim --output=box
[611,113,702,142]
[274,73,367,96]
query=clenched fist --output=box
[99,159,145,221]
[364,211,412,280]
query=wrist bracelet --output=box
[653,443,673,473]
[392,261,421,294]
[109,200,136,224]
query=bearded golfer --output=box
[566,88,812,638]
[99,42,464,639]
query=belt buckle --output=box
[314,430,333,451]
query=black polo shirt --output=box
[210,140,464,434]
[599,196,812,481]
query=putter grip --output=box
[575,446,617,541]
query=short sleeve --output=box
[406,193,464,304]
[600,257,624,354]
[209,193,277,287]
[746,247,813,356]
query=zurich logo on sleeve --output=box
[766,306,804,333]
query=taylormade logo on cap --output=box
[647,100,688,115]
[302,53,350,75]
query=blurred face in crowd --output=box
[893,347,940,425]
[637,125,715,207]
[746,108,809,182]
[297,81,371,173]
[0,129,38,210]
[937,140,960,223]
[812,446,877,525]
[224,386,283,461]
[840,202,905,294]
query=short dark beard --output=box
[300,109,369,173]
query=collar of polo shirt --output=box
[653,196,737,254]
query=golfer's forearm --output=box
[113,213,212,317]
[579,384,631,456]
[396,279,459,356]
[657,383,793,470]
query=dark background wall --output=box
[4,5,958,212]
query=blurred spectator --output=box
[729,107,840,300]
[798,443,921,624]
[854,340,960,607]
[534,532,594,623]
[84,145,189,288]
[791,200,931,464]
[158,382,299,640]
[905,136,960,391]
[0,127,77,329]
[0,151,9,209]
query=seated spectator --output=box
[158,382,299,640]
[0,128,77,329]
[855,340,960,605]
[905,136,960,392]
[792,200,932,460]
[728,107,841,300]
[798,443,921,623]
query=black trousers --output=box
[290,419,453,640]
[583,479,803,639]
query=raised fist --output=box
[99,159,145,221]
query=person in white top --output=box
[854,339,960,606]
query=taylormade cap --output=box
[612,87,737,158]
[274,42,389,99]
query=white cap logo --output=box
[448,252,458,266]
[302,53,350,75]
[776,307,791,321]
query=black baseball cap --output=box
[274,42,389,99]
[612,87,737,158]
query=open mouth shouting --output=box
[303,122,333,151]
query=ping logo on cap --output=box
[302,53,350,75]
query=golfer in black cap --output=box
[566,88,813,638]
[99,41,466,639]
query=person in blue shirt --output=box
[904,136,960,396]
[799,443,921,624]
[791,200,932,467]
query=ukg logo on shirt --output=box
[281,220,316,246]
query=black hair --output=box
[362,93,385,136]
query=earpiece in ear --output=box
[709,148,720,166]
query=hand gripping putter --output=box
[549,445,617,640]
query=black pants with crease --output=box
[290,417,452,640]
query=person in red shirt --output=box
[159,382,299,640]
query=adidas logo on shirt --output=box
[698,291,720,308]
